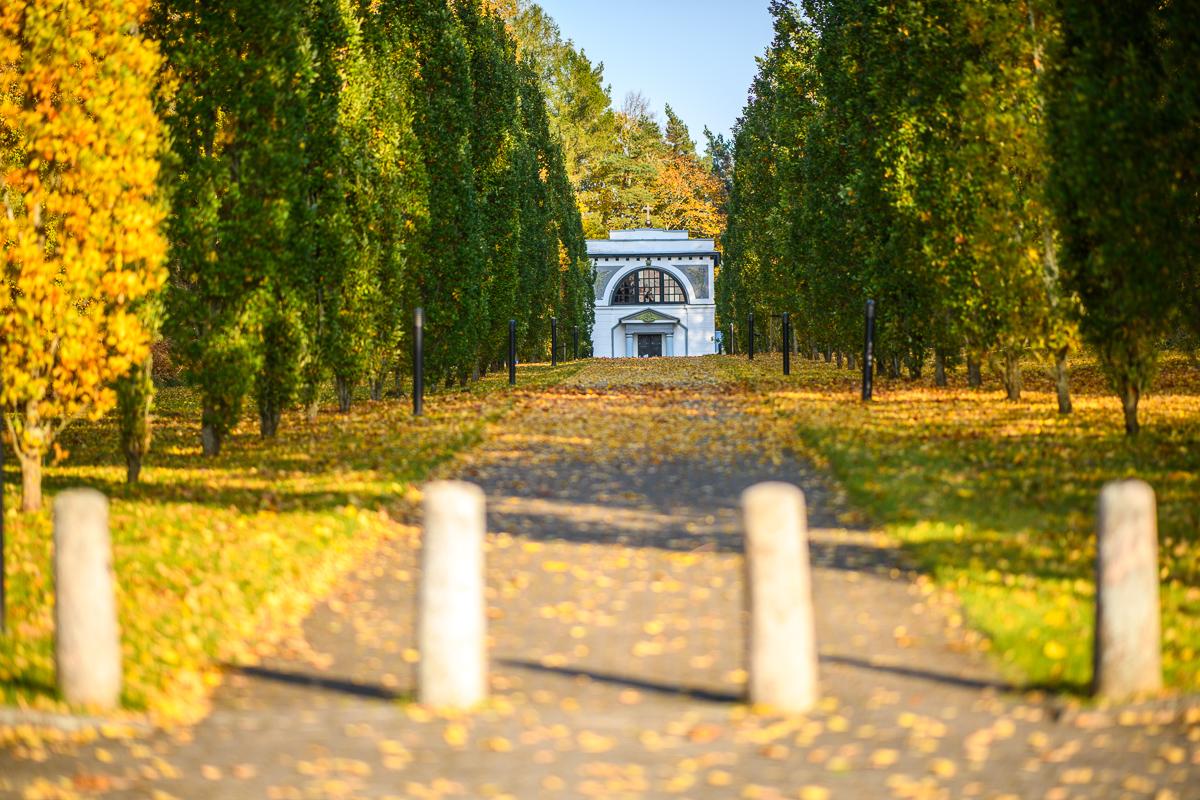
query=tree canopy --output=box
[506,1,727,241]
[2,0,167,509]
[720,0,1197,432]
[1,0,595,507]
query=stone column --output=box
[742,482,817,712]
[419,481,487,708]
[1094,479,1162,700]
[665,333,674,357]
[54,489,121,710]
[625,332,635,358]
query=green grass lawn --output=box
[727,351,1200,694]
[0,362,583,721]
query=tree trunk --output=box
[1002,350,1022,401]
[823,348,832,363]
[201,424,221,457]
[907,357,922,380]
[19,452,42,512]
[259,402,281,438]
[967,356,982,389]
[847,353,857,370]
[889,355,901,379]
[1121,382,1140,435]
[335,377,353,413]
[835,351,843,368]
[201,399,222,457]
[126,454,142,485]
[117,351,154,484]
[370,377,383,402]
[1054,346,1072,415]
[934,349,947,387]
[300,374,322,423]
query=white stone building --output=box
[587,229,718,358]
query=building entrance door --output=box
[637,334,663,358]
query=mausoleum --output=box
[587,229,718,357]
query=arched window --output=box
[611,268,688,304]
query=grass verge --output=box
[0,361,584,721]
[727,351,1200,693]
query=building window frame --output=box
[611,268,688,305]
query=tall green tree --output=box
[399,0,484,386]
[153,0,308,454]
[361,2,428,399]
[1049,0,1199,433]
[299,0,370,416]
[459,0,523,374]
[724,0,1080,407]
[509,1,621,238]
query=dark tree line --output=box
[720,0,1198,433]
[133,0,592,463]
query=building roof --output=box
[608,229,689,240]
[586,228,717,257]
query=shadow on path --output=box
[820,653,1014,693]
[222,664,407,702]
[498,659,742,704]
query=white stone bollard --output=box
[418,481,487,708]
[54,489,122,710]
[742,482,817,712]
[1094,480,1162,700]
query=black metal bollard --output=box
[508,319,516,386]
[782,312,791,375]
[551,317,558,366]
[748,312,755,361]
[572,326,579,360]
[862,299,875,402]
[413,307,424,416]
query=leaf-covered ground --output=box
[722,351,1200,692]
[2,355,1197,799]
[0,362,585,721]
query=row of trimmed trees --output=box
[2,0,593,510]
[719,0,1198,434]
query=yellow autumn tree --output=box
[654,153,726,242]
[1,0,166,511]
[654,104,726,241]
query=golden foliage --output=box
[0,0,167,508]
[0,363,582,719]
[733,351,1200,690]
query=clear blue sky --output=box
[534,0,775,151]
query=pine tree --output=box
[663,105,695,157]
